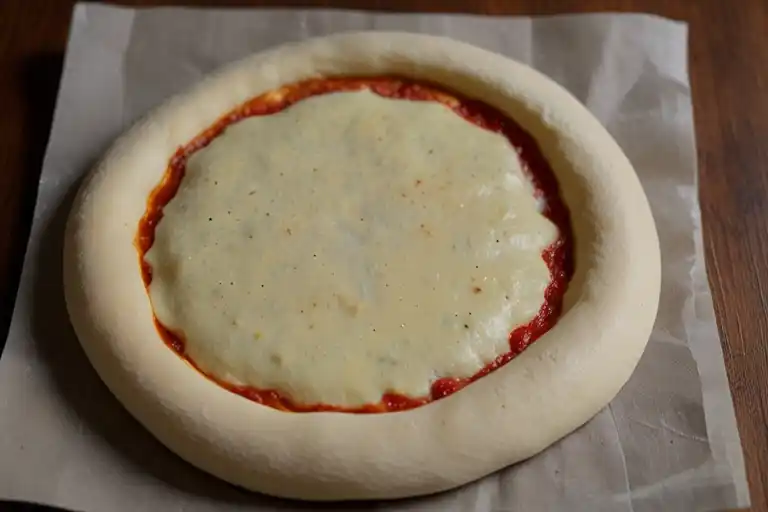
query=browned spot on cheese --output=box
[336,294,359,317]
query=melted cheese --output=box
[145,90,558,407]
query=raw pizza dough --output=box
[63,32,661,500]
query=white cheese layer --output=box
[145,90,558,407]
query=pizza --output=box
[63,33,660,500]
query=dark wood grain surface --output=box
[1,1,766,510]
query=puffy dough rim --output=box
[63,31,661,501]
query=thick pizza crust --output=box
[63,32,661,500]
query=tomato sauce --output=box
[137,77,574,413]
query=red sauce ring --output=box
[136,76,574,413]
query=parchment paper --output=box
[0,4,750,511]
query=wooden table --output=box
[1,1,765,510]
